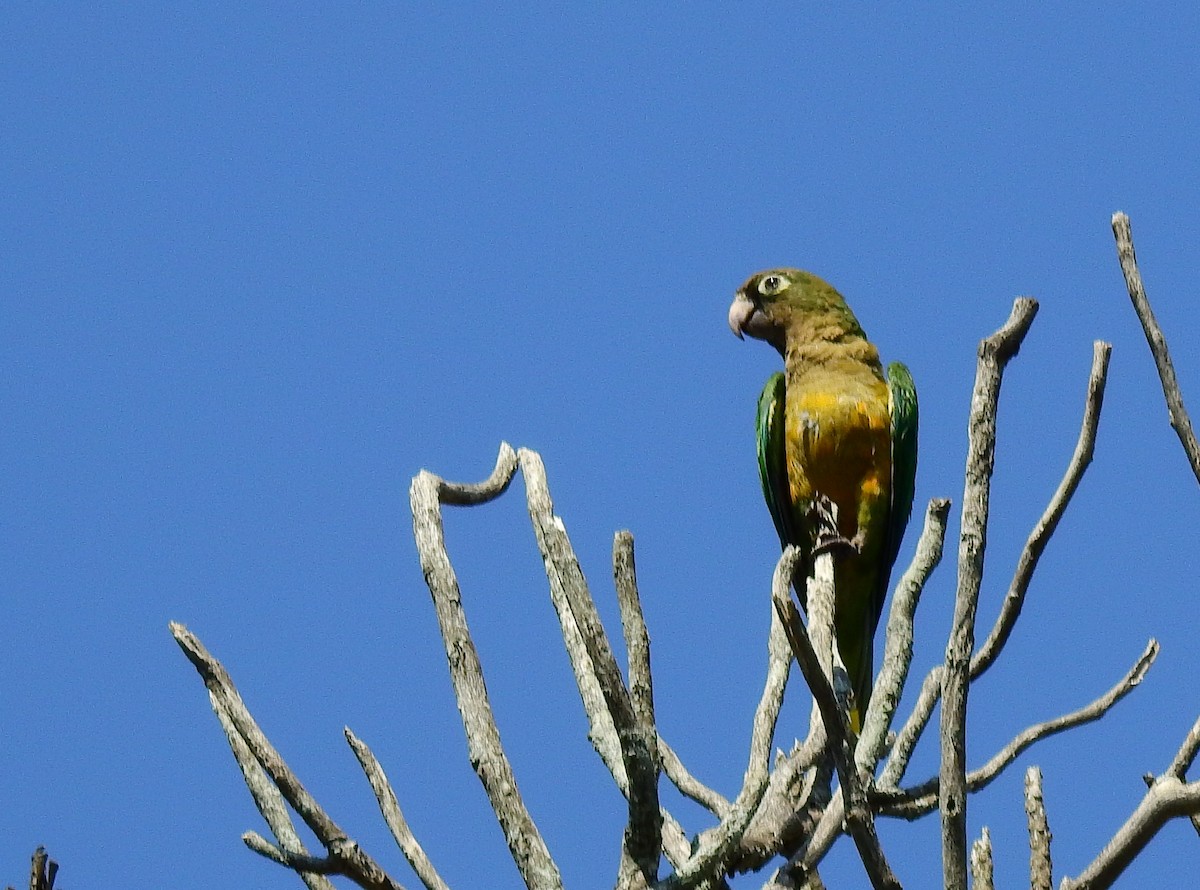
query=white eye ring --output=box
[758,274,788,296]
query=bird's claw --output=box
[813,531,860,559]
[808,496,864,559]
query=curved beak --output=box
[728,292,756,339]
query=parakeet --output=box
[728,268,918,731]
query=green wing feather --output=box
[755,372,801,552]
[879,361,919,631]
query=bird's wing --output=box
[884,361,919,582]
[756,371,799,550]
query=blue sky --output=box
[4,5,1200,888]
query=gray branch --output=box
[171,623,402,890]
[941,297,1039,890]
[773,554,900,890]
[1025,766,1052,890]
[859,497,952,772]
[211,694,335,890]
[410,444,562,890]
[877,640,1158,819]
[1061,709,1200,889]
[658,739,731,817]
[970,828,993,890]
[664,549,797,889]
[883,335,1108,792]
[519,446,660,885]
[346,729,450,890]
[1111,211,1200,485]
[517,449,689,875]
[613,531,665,883]
[973,341,1111,676]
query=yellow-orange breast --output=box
[785,370,892,545]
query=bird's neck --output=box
[780,311,877,368]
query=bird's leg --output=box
[808,495,862,559]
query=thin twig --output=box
[345,729,450,890]
[170,623,402,890]
[973,341,1111,677]
[877,640,1158,819]
[1025,766,1052,890]
[210,694,335,890]
[658,738,730,816]
[409,445,562,890]
[243,834,341,875]
[1111,211,1200,485]
[941,296,1039,890]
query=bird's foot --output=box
[808,496,864,559]
[812,531,860,559]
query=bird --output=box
[728,268,917,731]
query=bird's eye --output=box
[758,274,788,296]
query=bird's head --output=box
[728,268,860,354]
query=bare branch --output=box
[170,623,402,890]
[658,738,730,817]
[734,736,831,875]
[858,497,952,772]
[614,531,655,741]
[409,448,562,890]
[518,449,662,885]
[1111,211,1200,485]
[1062,774,1200,890]
[970,828,993,890]
[884,335,1102,792]
[767,502,945,883]
[1166,713,1200,780]
[879,667,942,790]
[21,848,57,890]
[878,640,1158,819]
[773,553,846,760]
[430,442,520,505]
[612,531,664,880]
[507,455,628,781]
[511,465,696,872]
[346,729,450,890]
[942,296,1039,890]
[773,556,901,890]
[666,550,797,888]
[798,500,949,884]
[243,834,341,876]
[1025,766,1052,890]
[974,341,1111,677]
[210,693,335,890]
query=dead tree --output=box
[172,213,1200,889]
